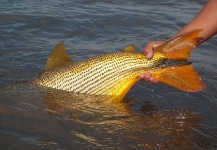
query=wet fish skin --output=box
[32,29,205,101]
[33,51,161,98]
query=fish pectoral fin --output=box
[155,64,205,92]
[44,40,73,71]
[122,44,136,52]
[153,29,203,59]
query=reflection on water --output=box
[1,0,217,149]
[1,83,214,149]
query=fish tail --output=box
[154,29,203,59]
[153,64,205,92]
[152,29,205,92]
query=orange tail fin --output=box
[153,29,203,59]
[153,64,205,92]
[152,29,205,92]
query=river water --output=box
[1,0,217,149]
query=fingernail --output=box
[145,48,149,56]
[146,53,152,59]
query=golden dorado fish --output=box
[32,29,205,101]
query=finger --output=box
[145,49,154,59]
[150,76,159,83]
[152,42,160,48]
[144,42,154,59]
[152,41,165,48]
[138,73,145,79]
[142,72,151,81]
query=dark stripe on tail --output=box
[159,58,192,69]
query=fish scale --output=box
[71,53,141,93]
[34,52,156,96]
[32,29,205,101]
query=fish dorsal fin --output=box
[153,29,203,59]
[44,40,73,71]
[122,44,136,52]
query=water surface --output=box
[1,0,217,149]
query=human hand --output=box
[139,41,165,83]
[144,41,165,59]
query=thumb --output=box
[144,41,155,59]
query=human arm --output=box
[141,0,217,83]
[172,0,217,44]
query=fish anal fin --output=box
[122,44,136,52]
[153,64,205,92]
[153,29,203,59]
[116,77,140,101]
[109,76,140,102]
[44,40,73,71]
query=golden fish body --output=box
[33,29,205,101]
[33,50,163,100]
